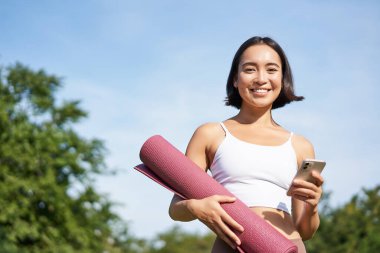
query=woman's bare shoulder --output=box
[190,122,224,145]
[194,122,222,134]
[186,122,225,169]
[291,133,315,159]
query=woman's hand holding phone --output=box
[287,159,326,207]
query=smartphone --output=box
[294,159,326,184]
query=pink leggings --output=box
[211,237,307,253]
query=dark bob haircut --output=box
[225,36,304,110]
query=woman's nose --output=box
[255,71,268,84]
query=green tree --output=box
[148,226,215,253]
[306,185,380,253]
[0,63,131,253]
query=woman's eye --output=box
[268,68,278,73]
[245,68,255,72]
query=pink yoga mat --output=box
[134,135,297,253]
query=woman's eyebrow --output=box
[241,62,280,67]
[241,61,257,67]
[266,62,281,68]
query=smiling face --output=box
[234,44,283,110]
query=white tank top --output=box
[210,122,298,214]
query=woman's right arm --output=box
[168,124,210,221]
[168,123,244,249]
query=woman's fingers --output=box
[288,175,324,207]
[212,195,244,232]
[292,178,319,190]
[311,170,324,187]
[213,225,237,249]
[202,221,237,249]
[221,210,244,233]
[215,197,244,232]
[213,195,237,203]
[291,187,317,197]
[208,195,243,248]
[219,217,242,245]
[289,171,324,189]
[192,195,243,249]
[215,195,243,243]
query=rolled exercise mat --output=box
[134,135,297,253]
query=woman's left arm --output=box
[288,135,324,240]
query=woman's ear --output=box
[233,79,238,88]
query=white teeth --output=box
[252,89,269,93]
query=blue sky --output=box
[1,0,379,239]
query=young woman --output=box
[168,36,324,253]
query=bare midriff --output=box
[249,206,301,240]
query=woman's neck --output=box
[233,104,276,127]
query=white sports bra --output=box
[210,122,298,214]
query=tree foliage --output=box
[0,63,130,252]
[120,226,215,253]
[148,226,215,253]
[306,185,380,253]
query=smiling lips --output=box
[250,88,271,95]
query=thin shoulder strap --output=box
[220,122,230,136]
[288,132,294,142]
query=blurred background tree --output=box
[0,63,133,252]
[147,226,215,253]
[305,185,380,253]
